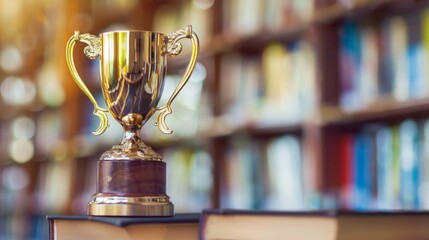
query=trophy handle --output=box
[155,25,199,134]
[66,31,109,136]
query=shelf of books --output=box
[3,0,429,239]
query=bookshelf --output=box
[197,0,429,210]
[2,0,429,238]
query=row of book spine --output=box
[339,8,429,111]
[164,147,214,212]
[0,163,51,239]
[219,40,316,127]
[221,134,316,210]
[0,214,48,240]
[151,0,213,45]
[339,118,429,210]
[222,0,314,35]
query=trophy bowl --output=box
[66,26,199,216]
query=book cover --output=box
[48,213,200,240]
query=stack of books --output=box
[48,209,429,240]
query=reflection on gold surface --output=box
[66,26,199,138]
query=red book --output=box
[339,133,354,208]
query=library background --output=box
[1,0,429,238]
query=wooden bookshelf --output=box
[203,0,429,210]
[322,97,429,126]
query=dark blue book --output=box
[47,213,200,240]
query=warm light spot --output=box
[11,116,36,140]
[52,140,68,162]
[8,139,34,163]
[2,165,29,191]
[0,46,23,72]
[37,65,65,107]
[0,76,36,106]
[192,0,214,9]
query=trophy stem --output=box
[100,114,162,161]
[88,113,174,216]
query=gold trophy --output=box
[66,26,199,216]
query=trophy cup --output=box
[65,26,199,216]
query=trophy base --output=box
[87,194,174,216]
[88,114,175,217]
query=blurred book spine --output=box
[152,1,213,46]
[219,40,316,127]
[421,120,429,209]
[339,10,429,111]
[352,131,375,210]
[264,135,305,210]
[222,0,313,36]
[339,118,429,210]
[164,147,213,212]
[339,133,354,208]
[221,138,262,209]
[398,120,420,209]
[221,135,308,210]
[339,21,362,111]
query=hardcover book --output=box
[48,213,200,240]
[200,209,429,240]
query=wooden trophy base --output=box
[87,159,174,216]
